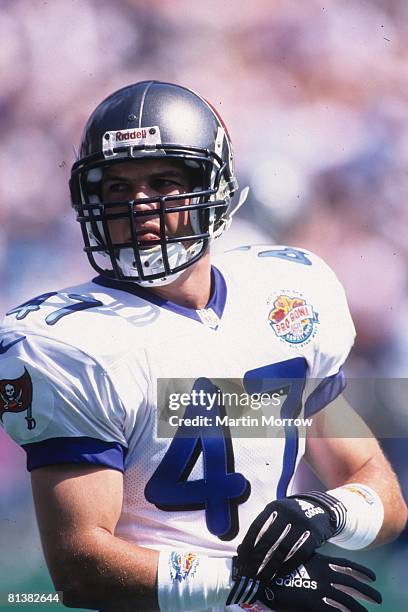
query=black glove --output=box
[231,552,382,612]
[235,492,346,580]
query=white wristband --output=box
[157,550,233,611]
[327,483,384,550]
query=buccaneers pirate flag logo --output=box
[0,368,36,430]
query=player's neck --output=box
[148,251,212,310]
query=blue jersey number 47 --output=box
[145,358,307,540]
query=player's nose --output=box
[132,185,160,213]
[131,181,159,200]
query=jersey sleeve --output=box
[303,252,356,416]
[312,255,356,375]
[0,332,130,472]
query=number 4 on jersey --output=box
[144,377,250,540]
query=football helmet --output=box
[70,80,239,285]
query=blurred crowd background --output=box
[0,0,407,609]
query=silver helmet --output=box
[70,80,239,285]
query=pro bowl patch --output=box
[268,294,319,345]
[169,551,199,583]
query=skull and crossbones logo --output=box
[0,383,23,411]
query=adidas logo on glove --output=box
[275,565,317,590]
[295,498,325,519]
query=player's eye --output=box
[150,177,185,192]
[107,182,130,193]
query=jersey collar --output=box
[92,265,227,327]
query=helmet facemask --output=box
[71,147,233,286]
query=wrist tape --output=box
[327,483,384,549]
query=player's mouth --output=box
[136,223,161,242]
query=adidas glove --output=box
[235,492,346,580]
[236,552,382,612]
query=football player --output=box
[0,81,406,611]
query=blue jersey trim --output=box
[304,369,346,417]
[92,265,227,323]
[207,266,227,319]
[22,437,127,473]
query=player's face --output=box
[101,159,193,245]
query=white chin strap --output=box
[117,241,202,286]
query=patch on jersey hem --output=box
[169,551,199,582]
[267,293,319,346]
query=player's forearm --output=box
[48,529,159,610]
[53,537,242,612]
[306,405,407,548]
[340,454,407,546]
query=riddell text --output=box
[116,129,147,141]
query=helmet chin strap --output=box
[117,241,202,286]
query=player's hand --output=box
[239,552,382,612]
[235,493,345,580]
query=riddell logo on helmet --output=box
[115,129,147,141]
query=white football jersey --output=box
[0,245,355,609]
